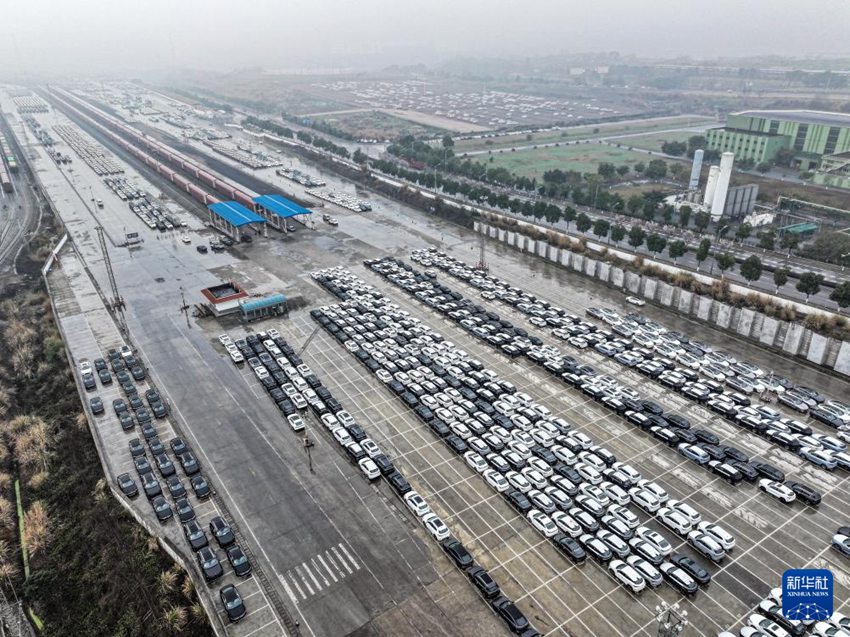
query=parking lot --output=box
[15,84,850,637]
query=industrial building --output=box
[675,151,758,220]
[706,110,850,170]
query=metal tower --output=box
[95,225,126,329]
[475,233,488,272]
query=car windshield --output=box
[225,596,242,610]
[232,554,247,565]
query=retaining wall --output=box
[474,221,850,378]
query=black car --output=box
[467,565,500,598]
[662,563,699,595]
[785,480,821,506]
[226,545,252,577]
[692,428,720,445]
[191,474,212,499]
[220,585,246,622]
[640,400,664,416]
[135,455,153,476]
[750,460,785,482]
[506,489,532,514]
[665,413,691,429]
[372,454,395,476]
[167,476,186,499]
[151,402,167,419]
[670,553,711,585]
[136,408,152,424]
[698,444,726,462]
[197,546,224,582]
[441,537,474,569]
[445,434,468,455]
[671,428,698,445]
[180,452,200,476]
[553,533,587,563]
[385,471,412,495]
[148,437,165,456]
[721,445,749,463]
[175,497,195,523]
[82,373,97,391]
[98,369,113,385]
[170,437,189,456]
[90,397,104,414]
[94,358,107,371]
[210,516,235,548]
[811,408,844,428]
[117,472,138,498]
[184,519,209,550]
[491,596,530,634]
[151,495,173,522]
[729,460,760,482]
[129,438,145,457]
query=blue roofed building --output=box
[253,194,312,232]
[207,201,266,241]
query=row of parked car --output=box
[222,322,538,633]
[312,266,732,606]
[413,249,850,480]
[80,346,250,623]
[370,255,833,515]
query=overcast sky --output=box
[4,0,849,76]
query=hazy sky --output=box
[4,0,850,75]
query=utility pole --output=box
[476,233,488,272]
[655,602,688,637]
[303,435,315,473]
[298,324,322,356]
[179,286,191,329]
[95,225,126,332]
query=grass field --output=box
[313,109,445,140]
[485,142,687,178]
[455,115,715,153]
[612,130,698,152]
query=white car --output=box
[376,369,392,383]
[332,427,352,447]
[813,622,850,637]
[358,458,380,481]
[608,559,646,592]
[637,479,668,503]
[404,491,431,518]
[607,504,640,529]
[629,487,661,513]
[758,479,796,504]
[483,469,510,493]
[625,296,645,307]
[626,555,662,587]
[287,414,305,432]
[527,509,559,538]
[218,334,232,346]
[657,507,693,536]
[422,513,451,541]
[254,366,269,380]
[229,349,244,364]
[360,438,382,459]
[506,471,532,493]
[697,521,735,550]
[747,614,790,637]
[668,500,702,526]
[463,451,488,473]
[551,511,582,538]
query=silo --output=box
[689,149,704,190]
[703,165,720,206]
[710,152,734,221]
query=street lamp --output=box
[655,601,689,637]
[715,224,729,241]
[841,252,850,272]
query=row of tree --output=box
[242,116,351,159]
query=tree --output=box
[610,224,627,244]
[642,200,656,221]
[576,213,592,233]
[757,230,775,251]
[773,267,790,293]
[627,195,643,216]
[544,205,561,226]
[780,233,800,252]
[563,206,577,229]
[597,162,616,179]
[679,205,692,228]
[442,135,455,149]
[694,211,711,232]
[628,225,646,249]
[645,234,667,256]
[352,149,368,164]
[830,281,850,311]
[756,162,772,173]
[695,238,711,271]
[669,163,687,180]
[715,252,737,278]
[592,219,611,242]
[616,165,630,177]
[644,159,668,179]
[796,272,824,302]
[668,240,687,263]
[661,141,687,156]
[662,205,674,224]
[687,135,706,157]
[634,161,646,174]
[735,223,753,242]
[740,255,763,286]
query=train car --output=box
[0,167,12,193]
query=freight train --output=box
[0,134,17,174]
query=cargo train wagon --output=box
[0,166,11,193]
[0,134,17,173]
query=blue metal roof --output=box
[208,201,266,227]
[253,194,311,219]
[240,294,286,313]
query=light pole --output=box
[656,602,689,637]
[715,224,729,242]
[841,252,850,272]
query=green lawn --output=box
[611,130,699,153]
[455,116,715,153]
[485,142,683,178]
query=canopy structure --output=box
[778,222,818,235]
[253,194,311,230]
[207,201,266,241]
[240,294,287,321]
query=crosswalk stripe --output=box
[317,553,338,583]
[296,565,314,595]
[287,570,306,600]
[332,546,353,575]
[279,574,300,605]
[311,557,330,587]
[302,561,322,591]
[338,542,361,571]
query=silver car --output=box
[626,554,663,587]
[687,530,726,562]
